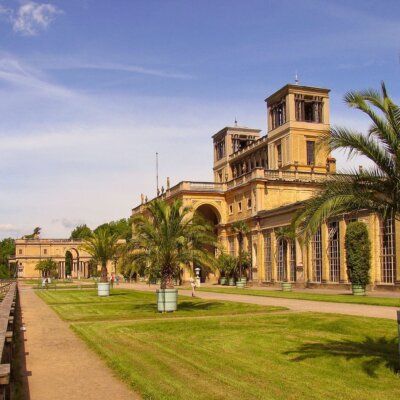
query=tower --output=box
[265,84,335,172]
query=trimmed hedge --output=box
[345,221,371,287]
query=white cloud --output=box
[12,2,61,36]
[0,224,15,231]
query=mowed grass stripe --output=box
[72,314,399,400]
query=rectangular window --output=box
[247,198,252,209]
[328,221,340,283]
[380,217,396,283]
[215,140,225,160]
[295,95,323,123]
[43,249,48,255]
[277,144,282,168]
[263,231,272,282]
[18,249,22,255]
[238,201,242,212]
[306,141,315,165]
[229,204,233,215]
[311,229,322,282]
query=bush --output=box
[345,222,371,287]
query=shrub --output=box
[345,221,371,287]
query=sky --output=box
[0,0,400,239]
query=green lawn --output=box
[38,289,400,400]
[37,289,282,322]
[189,286,400,307]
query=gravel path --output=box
[123,283,400,321]
[19,285,140,400]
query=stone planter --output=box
[97,282,110,297]
[220,277,227,285]
[156,288,178,312]
[281,282,292,292]
[352,284,366,296]
[228,278,236,286]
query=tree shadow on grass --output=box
[285,336,399,377]
[176,301,222,312]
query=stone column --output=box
[295,239,304,283]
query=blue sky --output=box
[0,0,400,239]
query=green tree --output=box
[70,224,92,240]
[132,199,216,289]
[232,221,250,279]
[94,218,132,241]
[80,228,121,283]
[35,258,58,278]
[345,222,371,288]
[295,82,400,239]
[216,253,237,279]
[0,238,15,267]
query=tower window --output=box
[295,95,323,123]
[215,140,225,160]
[306,141,315,165]
[277,143,282,168]
[270,98,286,129]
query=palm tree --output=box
[132,199,216,289]
[295,82,400,239]
[232,220,250,279]
[80,228,120,283]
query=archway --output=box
[194,204,220,283]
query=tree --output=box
[345,222,371,288]
[0,238,15,266]
[132,199,216,289]
[80,228,121,283]
[94,218,132,241]
[295,82,400,239]
[216,253,237,279]
[232,221,250,279]
[70,224,92,240]
[35,258,58,278]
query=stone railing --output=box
[229,135,268,159]
[264,169,331,182]
[0,281,17,399]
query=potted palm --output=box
[216,253,228,285]
[232,221,250,287]
[80,228,120,296]
[345,221,371,296]
[275,226,296,292]
[132,199,216,312]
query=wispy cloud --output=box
[12,1,62,36]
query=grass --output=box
[37,289,283,322]
[37,288,400,400]
[187,286,400,307]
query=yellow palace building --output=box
[132,83,400,290]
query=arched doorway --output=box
[194,204,220,283]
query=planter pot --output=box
[228,278,236,286]
[156,288,178,312]
[220,277,227,285]
[139,276,145,282]
[97,282,110,297]
[236,277,247,288]
[156,279,161,285]
[281,282,292,292]
[352,284,366,296]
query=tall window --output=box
[306,141,315,165]
[215,140,225,160]
[229,238,235,257]
[289,240,296,282]
[263,231,272,282]
[270,98,286,129]
[277,143,282,168]
[328,221,340,283]
[277,239,287,282]
[311,229,322,282]
[380,217,396,283]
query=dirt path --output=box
[122,283,399,320]
[19,285,140,400]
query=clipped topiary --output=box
[345,221,371,294]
